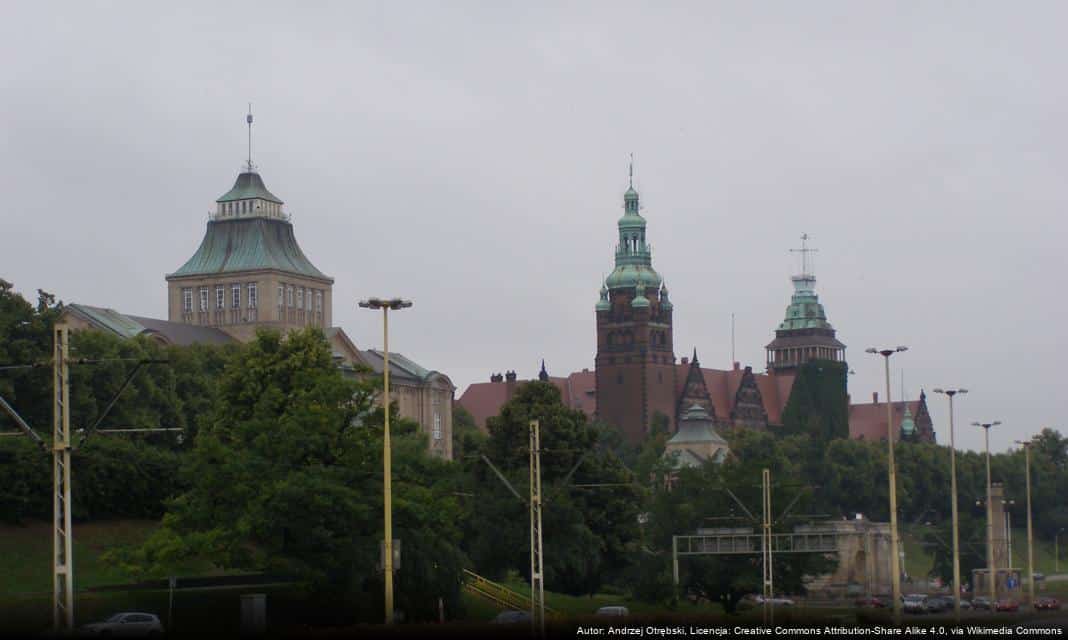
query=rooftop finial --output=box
[628,153,634,188]
[790,232,819,277]
[246,104,254,173]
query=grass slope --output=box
[0,519,159,595]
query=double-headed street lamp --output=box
[866,345,907,625]
[1014,438,1037,608]
[932,388,967,621]
[972,420,1001,606]
[358,297,413,625]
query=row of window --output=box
[217,199,282,217]
[183,283,258,313]
[276,283,324,313]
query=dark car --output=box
[491,610,532,625]
[855,596,887,608]
[925,596,952,613]
[994,598,1019,613]
[1033,596,1060,611]
[972,596,992,611]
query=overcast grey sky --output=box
[3,1,1065,453]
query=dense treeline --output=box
[2,278,1066,613]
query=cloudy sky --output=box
[3,1,1065,453]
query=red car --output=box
[855,596,887,608]
[994,598,1019,612]
[1033,597,1061,611]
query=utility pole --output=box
[529,420,545,638]
[358,297,412,626]
[867,346,907,626]
[933,388,966,623]
[761,468,773,627]
[1015,439,1035,607]
[0,324,168,633]
[52,325,73,631]
[973,421,1000,605]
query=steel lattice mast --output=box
[529,420,545,637]
[52,325,74,630]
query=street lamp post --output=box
[1014,439,1036,608]
[866,346,907,626]
[359,297,413,625]
[933,388,967,622]
[972,421,1001,606]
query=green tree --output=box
[120,328,466,622]
[464,381,641,595]
[780,360,849,442]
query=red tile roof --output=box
[456,370,598,431]
[848,401,923,442]
[457,367,931,441]
[457,365,796,431]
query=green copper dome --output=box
[900,405,916,437]
[778,275,834,331]
[217,171,283,204]
[600,169,666,302]
[606,264,662,290]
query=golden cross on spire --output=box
[789,233,818,276]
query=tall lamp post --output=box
[359,297,413,625]
[932,388,967,622]
[1014,439,1036,607]
[972,420,1001,606]
[866,345,907,626]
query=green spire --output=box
[596,281,611,312]
[605,160,662,292]
[779,233,832,330]
[660,283,673,311]
[900,404,916,437]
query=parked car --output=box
[595,606,630,617]
[926,595,952,613]
[994,598,1019,613]
[80,612,164,636]
[972,596,992,611]
[903,594,929,614]
[491,610,532,625]
[959,599,972,610]
[1033,573,1046,582]
[1033,596,1060,611]
[855,596,887,608]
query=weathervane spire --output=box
[789,233,819,277]
[628,153,634,188]
[246,104,254,173]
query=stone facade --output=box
[796,518,893,597]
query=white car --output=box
[81,612,164,636]
[755,595,795,606]
[596,605,630,617]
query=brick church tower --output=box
[595,166,677,444]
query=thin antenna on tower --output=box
[628,153,634,188]
[246,104,254,172]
